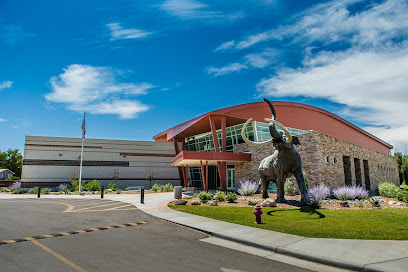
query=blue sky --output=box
[1,0,408,154]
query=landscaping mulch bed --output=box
[174,193,407,209]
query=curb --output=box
[155,215,364,271]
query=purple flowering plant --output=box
[333,185,368,200]
[10,182,21,190]
[236,180,259,196]
[56,183,69,192]
[309,183,331,204]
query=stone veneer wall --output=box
[235,131,398,192]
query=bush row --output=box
[196,191,237,203]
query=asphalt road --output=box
[0,198,314,272]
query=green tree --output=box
[394,152,408,184]
[0,149,23,177]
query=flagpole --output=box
[79,112,86,194]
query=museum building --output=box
[22,101,399,190]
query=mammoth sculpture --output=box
[241,98,310,204]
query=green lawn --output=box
[169,205,408,240]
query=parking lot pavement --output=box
[0,198,315,272]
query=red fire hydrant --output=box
[253,204,263,224]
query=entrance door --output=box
[227,168,235,190]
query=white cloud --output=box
[106,23,153,41]
[46,64,154,119]
[257,48,408,149]
[0,80,13,91]
[244,49,278,68]
[205,63,248,77]
[159,0,243,21]
[214,40,235,52]
[216,0,408,51]
[0,118,7,122]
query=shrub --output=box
[214,191,226,202]
[378,181,399,198]
[333,185,368,200]
[284,180,296,196]
[226,192,237,203]
[56,183,69,192]
[11,189,22,194]
[71,179,87,191]
[236,180,259,196]
[28,187,39,194]
[162,183,174,192]
[397,190,408,203]
[10,182,21,190]
[309,183,330,207]
[87,180,101,191]
[151,184,161,192]
[400,184,408,191]
[108,182,117,191]
[7,176,20,181]
[248,200,257,206]
[116,189,122,194]
[303,171,309,190]
[197,191,212,201]
[42,188,51,194]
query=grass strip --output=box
[169,205,408,240]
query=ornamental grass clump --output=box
[236,180,259,196]
[333,185,368,200]
[309,183,330,207]
[226,192,237,203]
[10,182,21,190]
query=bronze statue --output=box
[241,98,310,203]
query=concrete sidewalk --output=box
[1,192,407,271]
[112,192,408,272]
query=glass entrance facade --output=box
[185,121,306,190]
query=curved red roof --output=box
[154,101,392,154]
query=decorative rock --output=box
[207,200,218,206]
[261,199,277,207]
[340,201,349,207]
[107,189,113,192]
[389,201,397,205]
[2,188,10,193]
[174,199,187,205]
[191,200,201,206]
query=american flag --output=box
[81,112,86,139]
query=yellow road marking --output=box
[104,226,114,229]
[140,221,148,224]
[67,202,121,212]
[116,224,127,228]
[89,228,100,232]
[59,232,71,236]
[42,235,54,238]
[104,203,135,210]
[32,240,87,272]
[23,237,36,241]
[75,230,87,234]
[2,240,17,244]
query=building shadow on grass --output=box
[266,207,326,219]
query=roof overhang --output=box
[171,151,252,167]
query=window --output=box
[0,174,2,178]
[8,174,12,178]
[333,157,337,164]
[325,156,330,163]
